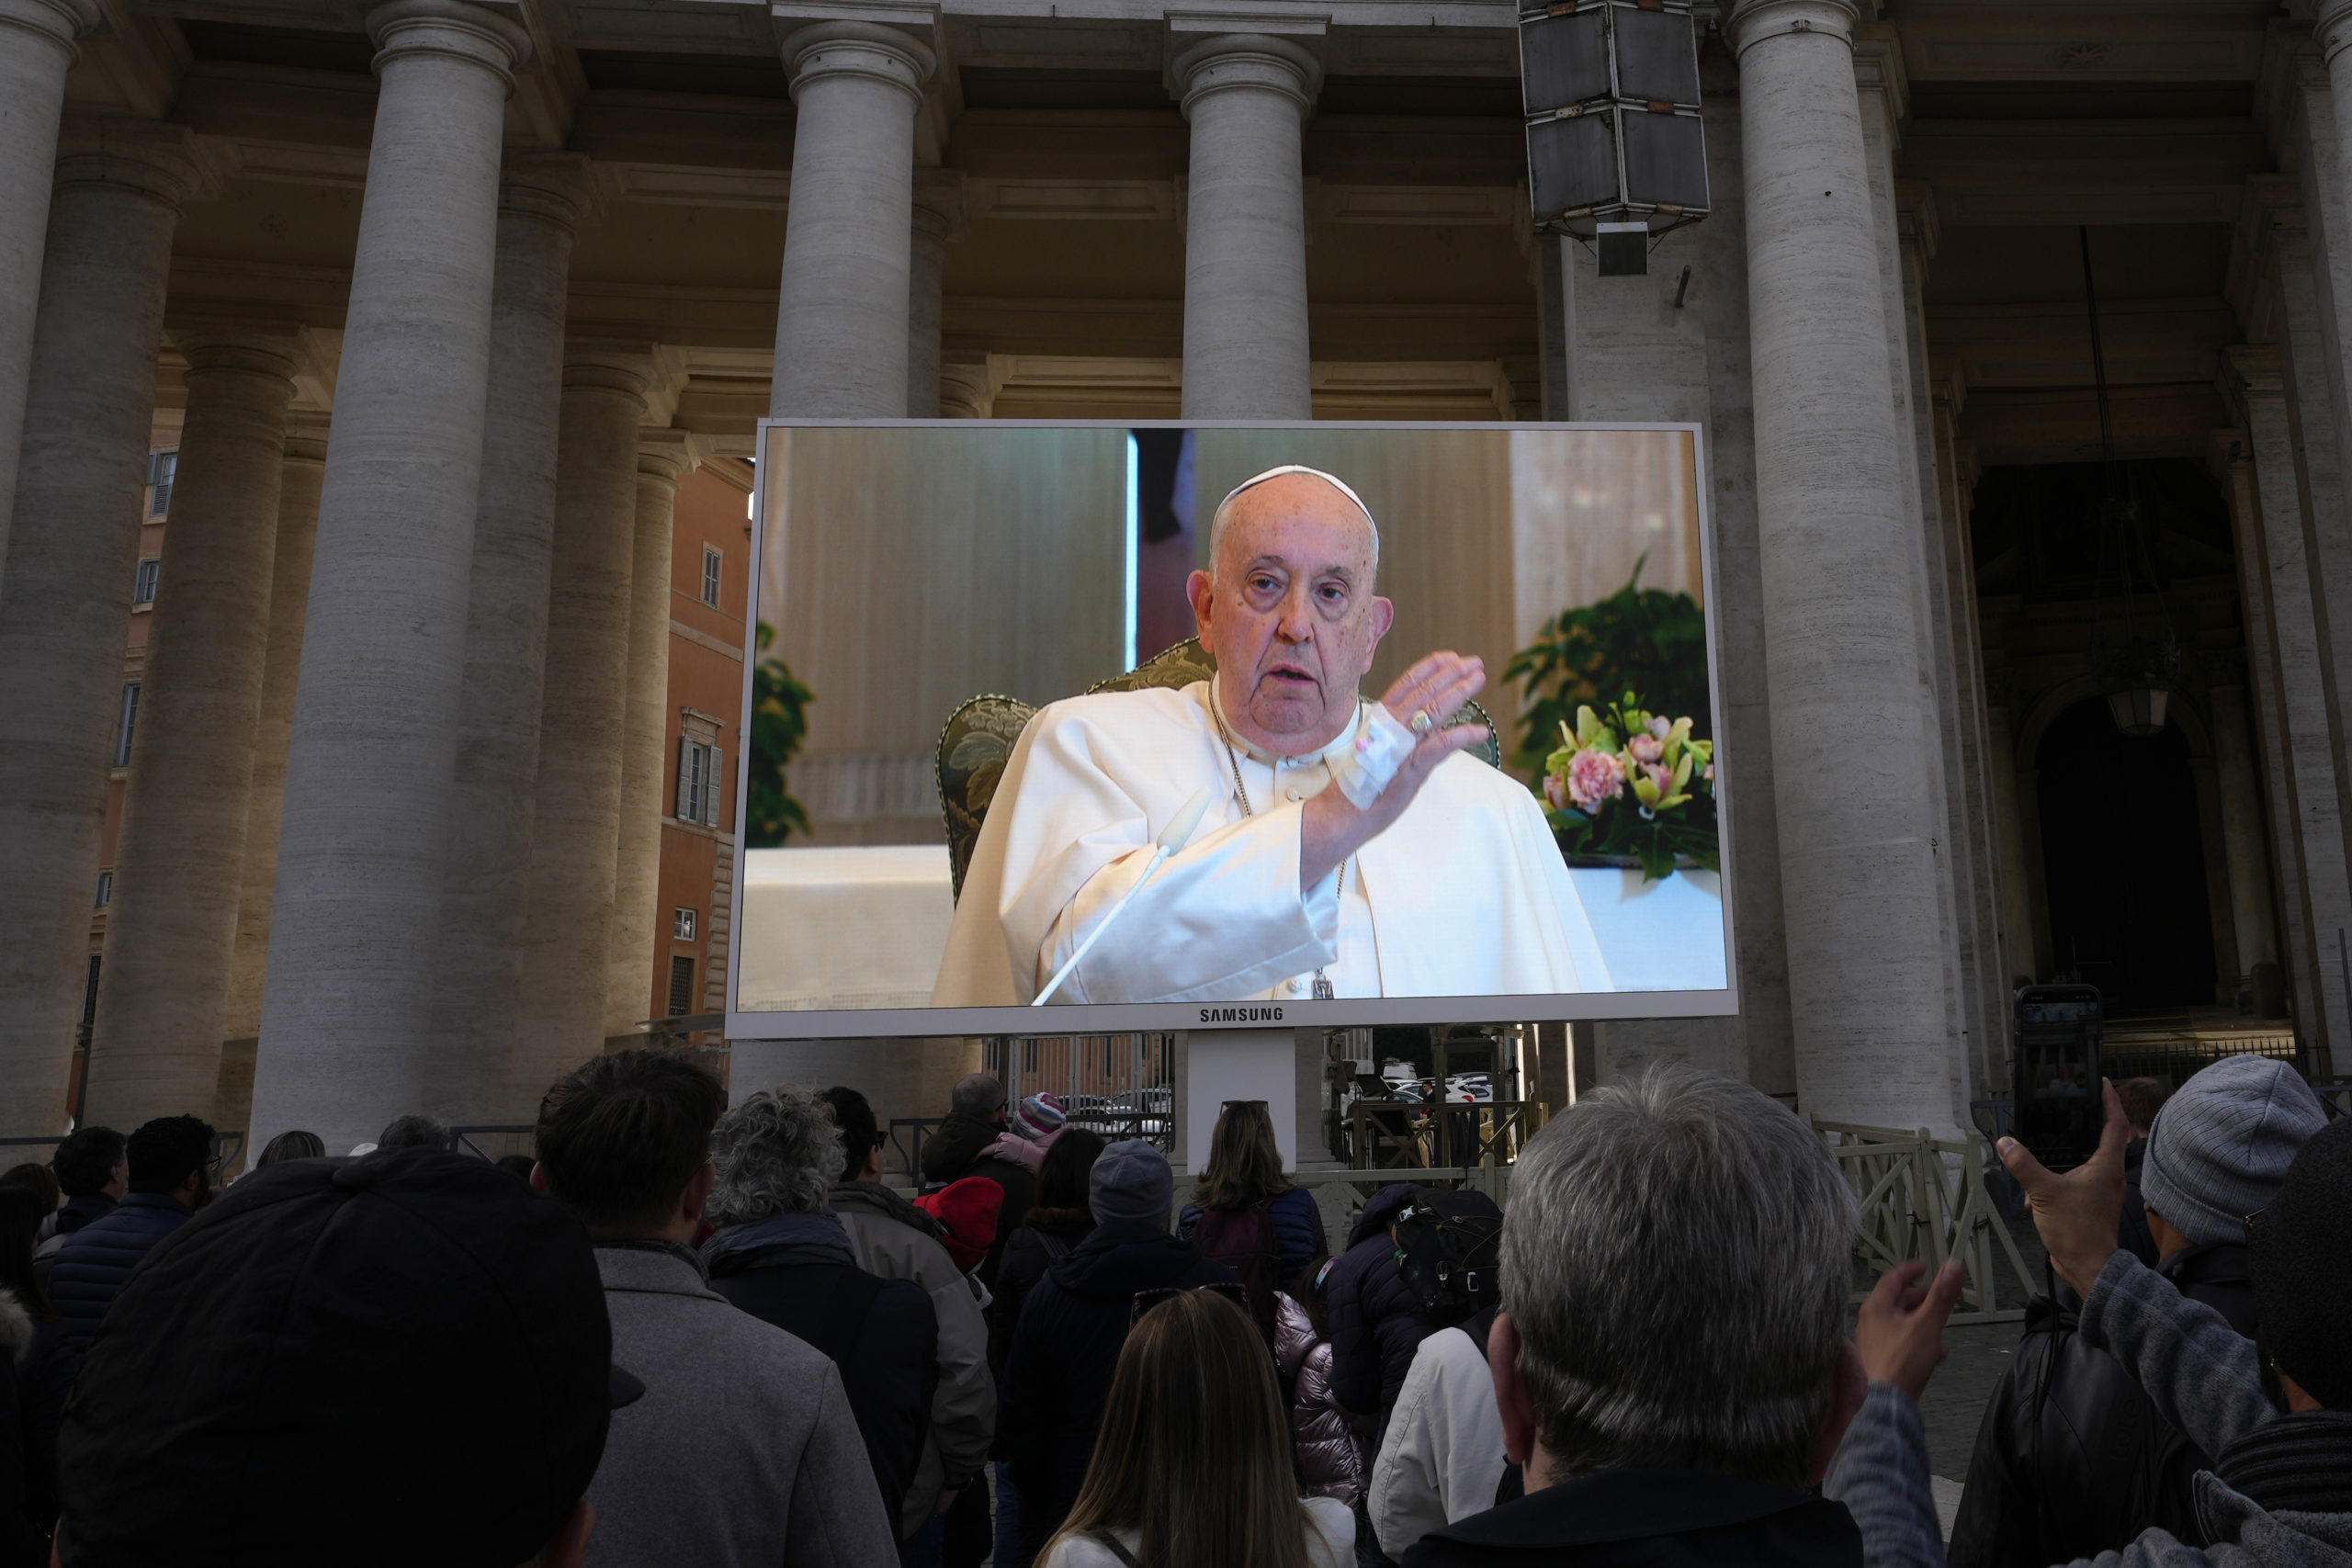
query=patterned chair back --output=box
[934,637,1499,902]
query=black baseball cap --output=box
[59,1146,641,1567]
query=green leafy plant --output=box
[745,620,814,849]
[1537,693,1718,881]
[1504,557,1711,780]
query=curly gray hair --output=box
[707,1087,838,1226]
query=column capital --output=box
[165,320,307,381]
[1170,32,1321,119]
[1850,23,1906,118]
[783,20,934,108]
[2222,343,2285,400]
[1722,0,1861,59]
[636,426,703,483]
[0,0,101,58]
[1895,179,1938,264]
[563,338,658,407]
[366,0,532,91]
[912,167,967,247]
[2317,0,2352,67]
[284,411,332,468]
[938,352,1004,419]
[53,118,223,210]
[501,149,599,233]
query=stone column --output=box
[2210,684,2280,981]
[770,22,933,418]
[1172,33,1318,421]
[1983,696,2037,988]
[506,344,652,1116]
[0,120,209,1139]
[0,0,99,578]
[427,153,594,1110]
[906,170,965,418]
[2214,434,2316,1026]
[2232,344,2352,1059]
[1724,0,1956,1132]
[218,417,326,1134]
[607,428,692,1036]
[84,326,300,1127]
[248,0,529,1155]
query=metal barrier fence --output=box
[1813,1116,2034,1325]
[2098,1030,2303,1086]
[1344,1100,1550,1170]
[889,1105,1173,1177]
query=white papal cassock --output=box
[932,682,1613,1006]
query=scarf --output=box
[2215,1410,2352,1517]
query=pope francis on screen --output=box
[931,464,1611,1006]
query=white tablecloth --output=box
[735,848,1728,1013]
[1568,865,1727,993]
[738,845,957,1011]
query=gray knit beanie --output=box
[2140,1056,2326,1247]
[1089,1139,1172,1227]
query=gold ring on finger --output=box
[1410,708,1434,735]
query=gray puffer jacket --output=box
[1275,1292,1365,1504]
[1827,1250,2352,1568]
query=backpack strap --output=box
[1092,1534,1141,1566]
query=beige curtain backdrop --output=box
[760,424,1128,843]
[756,423,1703,843]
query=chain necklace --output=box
[1211,704,1349,1000]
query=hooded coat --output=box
[997,1219,1237,1557]
[1325,1183,1441,1423]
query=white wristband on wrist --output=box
[1329,703,1419,808]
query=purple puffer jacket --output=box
[1274,1292,1371,1505]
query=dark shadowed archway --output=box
[2034,697,2217,1008]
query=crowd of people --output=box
[0,1052,2343,1568]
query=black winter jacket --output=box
[1326,1183,1439,1425]
[1948,1242,2259,1568]
[998,1220,1237,1555]
[988,1205,1093,1382]
[1405,1469,1861,1568]
[46,1195,189,1348]
[702,1212,940,1524]
[921,1112,1037,1291]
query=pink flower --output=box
[1627,732,1664,765]
[1543,772,1569,812]
[1648,716,1672,741]
[1643,761,1671,794]
[1567,747,1622,812]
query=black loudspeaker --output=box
[1520,0,1710,266]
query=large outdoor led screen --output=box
[727,421,1736,1038]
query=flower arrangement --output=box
[1538,692,1718,881]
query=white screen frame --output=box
[725,417,1740,1039]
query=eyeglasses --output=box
[1129,1281,1250,1327]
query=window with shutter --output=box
[701,545,722,607]
[133,558,159,604]
[114,683,140,767]
[147,450,176,518]
[702,745,723,827]
[95,872,112,908]
[676,737,696,820]
[81,956,101,1027]
[666,954,695,1016]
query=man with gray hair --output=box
[701,1087,941,1545]
[933,464,1609,1006]
[1406,1064,1961,1568]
